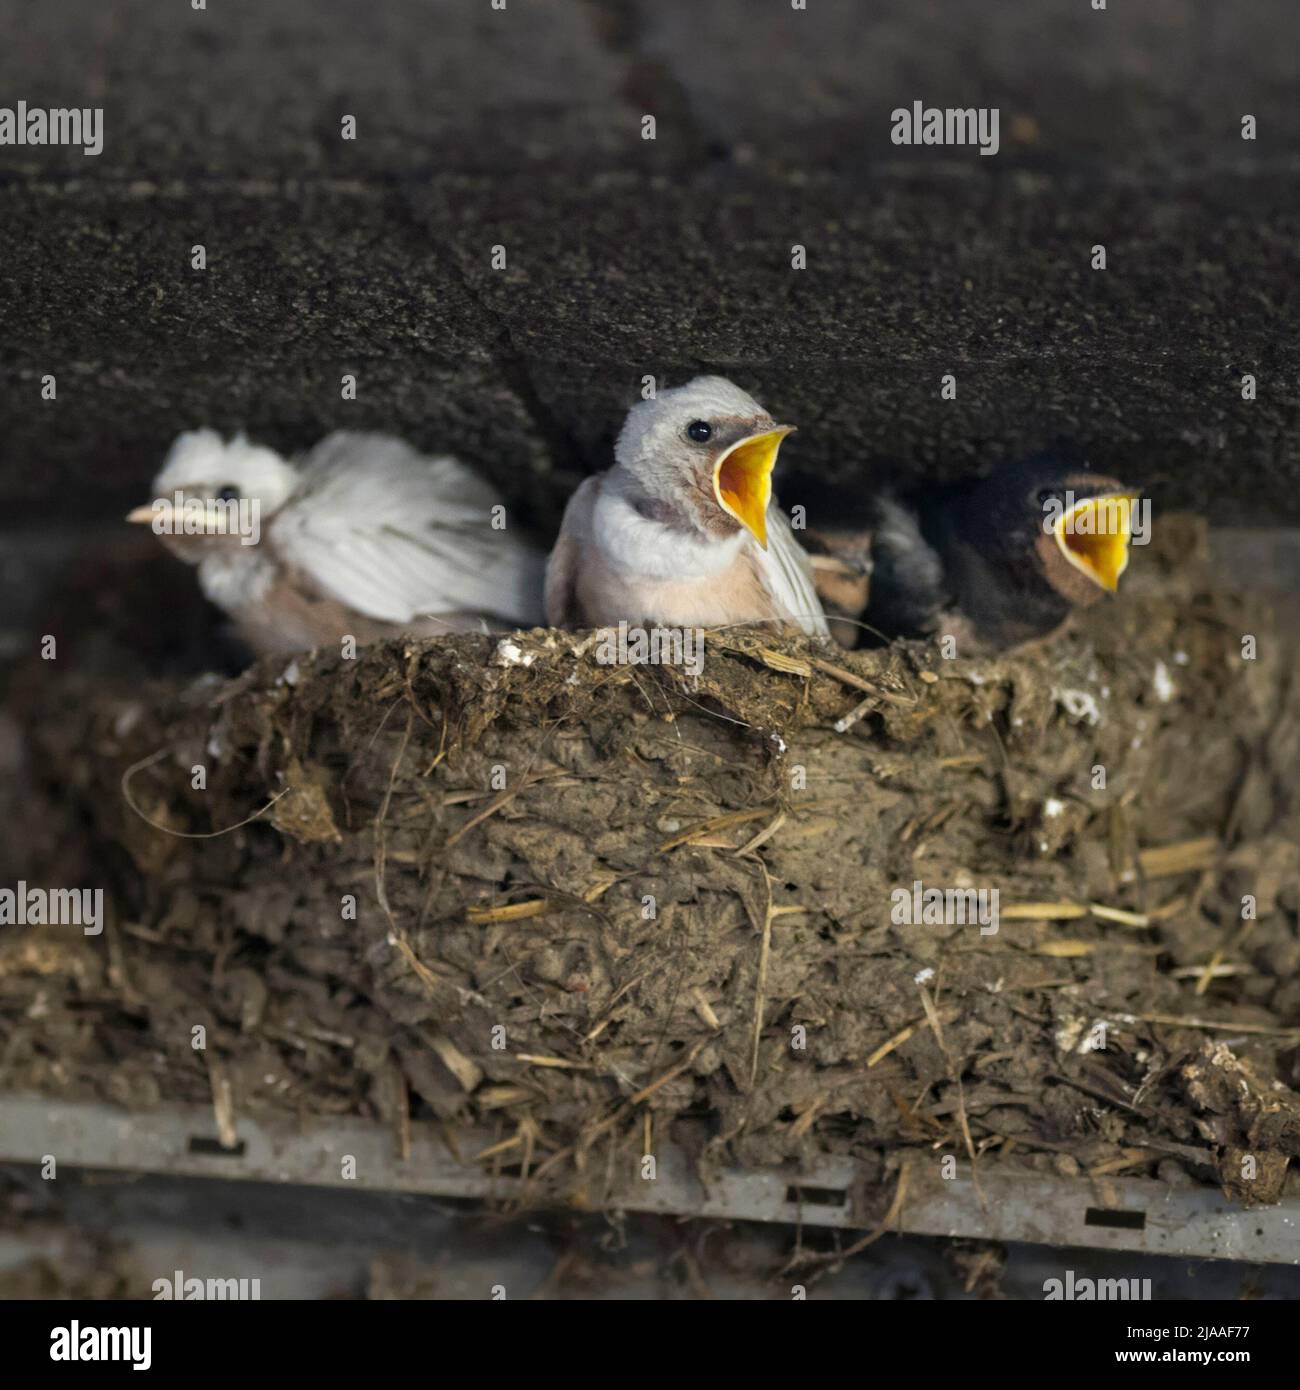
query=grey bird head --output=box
[126,430,300,562]
[612,375,795,549]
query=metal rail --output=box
[2,1095,1296,1265]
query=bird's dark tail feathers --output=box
[862,496,949,639]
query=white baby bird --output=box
[129,429,546,656]
[545,376,829,636]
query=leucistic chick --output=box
[128,429,546,656]
[545,376,829,637]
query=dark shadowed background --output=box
[1,0,1297,550]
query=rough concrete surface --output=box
[1,0,1298,533]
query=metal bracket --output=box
[3,1095,1297,1265]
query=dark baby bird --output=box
[804,454,1143,654]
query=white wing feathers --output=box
[270,432,545,627]
[758,504,831,638]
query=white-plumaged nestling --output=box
[545,376,829,637]
[127,429,546,656]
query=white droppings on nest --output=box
[1152,659,1177,703]
[570,627,613,659]
[1173,649,1189,666]
[113,705,143,738]
[494,638,535,668]
[1043,797,1066,819]
[566,670,580,685]
[914,967,935,985]
[770,733,787,753]
[657,817,681,834]
[277,659,301,687]
[1053,686,1102,725]
[1054,1015,1085,1054]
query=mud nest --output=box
[4,517,1300,1212]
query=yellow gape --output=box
[1053,493,1138,592]
[713,426,794,551]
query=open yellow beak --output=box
[713,425,794,550]
[125,504,159,524]
[1052,493,1138,592]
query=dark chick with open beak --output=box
[806,454,1144,654]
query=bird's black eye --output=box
[215,485,240,502]
[1035,487,1058,506]
[686,420,713,443]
